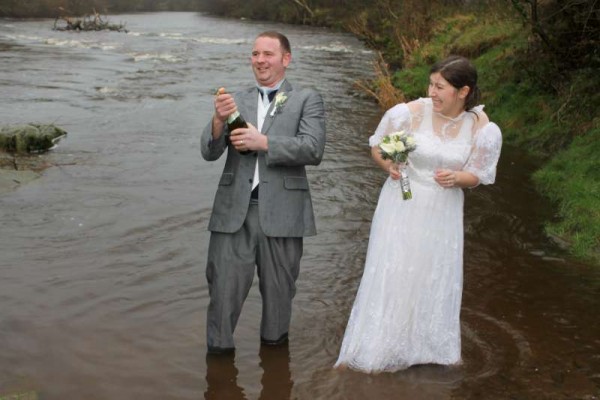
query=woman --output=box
[335,56,502,373]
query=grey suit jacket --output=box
[201,79,326,237]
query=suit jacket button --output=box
[249,179,252,183]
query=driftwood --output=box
[53,9,127,33]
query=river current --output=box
[0,12,598,400]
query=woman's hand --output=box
[434,169,479,188]
[388,162,404,180]
[434,168,456,188]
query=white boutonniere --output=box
[270,92,288,117]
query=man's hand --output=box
[211,87,237,139]
[229,122,268,152]
[214,87,237,123]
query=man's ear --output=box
[283,52,291,68]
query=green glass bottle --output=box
[227,110,247,131]
[217,87,252,155]
[226,110,251,155]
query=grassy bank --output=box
[384,11,599,263]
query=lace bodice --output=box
[369,98,502,185]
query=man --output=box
[200,31,326,354]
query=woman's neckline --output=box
[433,109,467,121]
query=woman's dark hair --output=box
[257,31,291,54]
[430,55,480,111]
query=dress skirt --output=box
[335,176,464,373]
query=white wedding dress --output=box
[335,98,502,373]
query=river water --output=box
[0,12,598,400]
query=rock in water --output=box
[0,124,67,154]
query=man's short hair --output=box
[257,31,291,54]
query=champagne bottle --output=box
[217,87,251,155]
[227,110,247,131]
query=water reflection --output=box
[205,353,246,400]
[204,344,293,400]
[258,345,293,400]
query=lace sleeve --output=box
[464,122,502,185]
[368,103,411,147]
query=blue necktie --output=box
[259,88,277,104]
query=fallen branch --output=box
[53,9,128,32]
[290,0,314,17]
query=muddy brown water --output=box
[0,12,598,400]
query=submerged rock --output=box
[0,124,67,154]
[0,169,41,194]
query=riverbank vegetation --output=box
[199,0,599,263]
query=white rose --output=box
[393,141,406,152]
[389,131,404,141]
[380,142,396,154]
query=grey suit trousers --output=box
[206,199,303,350]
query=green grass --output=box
[392,65,429,99]
[533,125,600,263]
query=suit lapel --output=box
[238,87,258,127]
[261,79,293,135]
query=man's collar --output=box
[256,78,286,93]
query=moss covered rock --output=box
[0,124,67,154]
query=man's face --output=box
[251,36,291,88]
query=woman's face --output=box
[428,72,466,118]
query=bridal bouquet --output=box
[379,131,417,200]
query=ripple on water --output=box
[461,308,533,381]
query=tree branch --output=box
[290,0,314,17]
